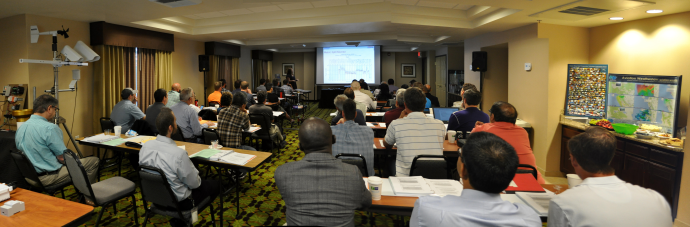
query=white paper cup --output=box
[447,131,457,143]
[567,174,583,188]
[215,104,220,108]
[114,126,122,137]
[368,176,383,200]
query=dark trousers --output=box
[178,179,221,210]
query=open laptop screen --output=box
[431,108,459,122]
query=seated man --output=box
[166,83,181,108]
[331,99,375,176]
[249,91,287,148]
[331,94,366,126]
[207,81,223,105]
[240,81,255,108]
[16,94,99,187]
[216,92,233,113]
[351,81,375,111]
[271,79,283,95]
[344,88,367,115]
[256,78,268,93]
[472,101,544,184]
[388,79,399,94]
[281,79,294,95]
[111,88,145,133]
[139,108,220,226]
[232,79,242,95]
[276,117,371,226]
[547,127,672,227]
[423,84,440,107]
[459,83,478,110]
[217,92,256,150]
[447,89,489,133]
[412,82,432,111]
[384,89,406,126]
[170,88,215,143]
[146,88,168,135]
[384,87,445,177]
[411,132,540,226]
[266,92,293,122]
[219,79,230,93]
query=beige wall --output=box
[395,52,424,87]
[381,52,396,85]
[272,52,306,89]
[171,37,205,104]
[480,45,509,110]
[303,52,316,92]
[0,15,30,129]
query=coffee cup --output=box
[114,126,122,137]
[567,174,582,188]
[368,176,383,200]
[447,131,457,143]
[215,104,220,108]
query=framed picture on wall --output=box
[401,63,416,78]
[283,63,295,76]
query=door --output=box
[646,162,676,206]
[435,55,447,107]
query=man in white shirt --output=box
[384,87,445,177]
[410,131,541,227]
[351,81,375,111]
[547,126,672,227]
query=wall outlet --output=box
[525,63,532,71]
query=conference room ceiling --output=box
[2,0,690,52]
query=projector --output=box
[149,0,201,8]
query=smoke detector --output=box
[149,0,201,8]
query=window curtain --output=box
[137,48,156,113]
[92,45,136,133]
[206,55,235,105]
[253,60,271,90]
[155,50,173,100]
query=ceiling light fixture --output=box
[411,47,419,51]
[646,9,663,14]
[610,17,624,20]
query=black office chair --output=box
[336,153,369,177]
[203,128,220,145]
[517,164,539,180]
[171,124,186,142]
[249,113,275,152]
[409,155,449,179]
[10,149,72,199]
[139,166,221,226]
[63,149,138,227]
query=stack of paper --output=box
[190,149,223,159]
[330,112,337,117]
[82,134,119,143]
[245,127,260,133]
[425,179,463,196]
[366,122,374,127]
[102,138,126,146]
[515,192,554,216]
[272,111,283,117]
[389,176,434,196]
[208,150,256,165]
[124,136,156,144]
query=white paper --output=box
[220,152,257,165]
[373,144,377,149]
[272,111,283,117]
[389,176,434,196]
[426,179,463,196]
[379,123,386,128]
[366,122,374,127]
[379,140,385,148]
[516,192,553,216]
[444,124,449,130]
[245,127,261,133]
[124,136,156,143]
[426,114,433,118]
[82,134,119,143]
[330,112,337,116]
[177,145,185,150]
[509,180,518,188]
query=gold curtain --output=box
[92,45,136,133]
[155,50,173,96]
[137,48,156,113]
[231,57,239,84]
[267,61,272,84]
[253,59,266,89]
[206,55,236,105]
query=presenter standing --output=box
[286,68,298,90]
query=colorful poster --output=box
[564,64,608,118]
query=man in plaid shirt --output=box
[217,92,256,151]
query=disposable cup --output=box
[114,126,122,137]
[567,174,583,188]
[447,131,457,143]
[215,104,220,108]
[368,176,383,200]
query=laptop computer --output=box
[430,107,459,123]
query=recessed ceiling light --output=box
[610,17,624,20]
[647,9,663,14]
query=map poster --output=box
[565,64,609,118]
[607,74,682,135]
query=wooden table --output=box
[0,187,94,227]
[368,122,387,130]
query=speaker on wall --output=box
[472,51,487,72]
[199,55,209,72]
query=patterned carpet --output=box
[49,102,410,226]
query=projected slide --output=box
[323,47,376,84]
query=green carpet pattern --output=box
[47,102,413,226]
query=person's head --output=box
[333,94,348,111]
[461,83,478,96]
[33,94,59,119]
[343,88,355,100]
[360,81,369,90]
[298,117,334,154]
[121,88,137,101]
[220,92,233,107]
[395,89,406,107]
[214,81,222,91]
[154,88,168,105]
[460,131,519,193]
[424,84,431,93]
[400,84,409,89]
[219,79,227,88]
[257,90,267,104]
[463,89,481,107]
[568,126,617,177]
[379,82,390,95]
[234,80,242,89]
[412,82,424,90]
[232,91,247,108]
[403,87,426,112]
[388,78,394,85]
[342,99,357,121]
[489,101,518,124]
[283,79,289,86]
[171,83,181,92]
[156,108,177,137]
[180,87,195,104]
[350,81,361,90]
[240,81,249,90]
[259,78,266,86]
[287,68,293,76]
[409,79,416,86]
[272,79,280,87]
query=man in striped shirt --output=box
[384,87,446,177]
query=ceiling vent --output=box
[559,6,609,16]
[529,0,655,21]
[149,0,201,8]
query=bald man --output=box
[166,83,182,108]
[275,117,371,227]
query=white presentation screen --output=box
[316,46,381,85]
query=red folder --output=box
[505,173,545,193]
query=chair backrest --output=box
[335,153,369,177]
[63,149,96,202]
[409,155,448,179]
[139,166,181,210]
[517,164,538,180]
[9,150,45,191]
[100,117,115,132]
[171,124,185,141]
[203,128,220,145]
[248,113,271,136]
[387,99,396,107]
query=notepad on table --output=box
[82,134,119,143]
[189,149,223,159]
[102,138,126,146]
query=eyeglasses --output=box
[52,106,60,111]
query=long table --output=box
[77,134,273,218]
[0,187,94,226]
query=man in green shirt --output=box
[15,94,99,187]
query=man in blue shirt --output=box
[410,132,540,226]
[166,83,181,108]
[447,89,490,133]
[331,99,375,176]
[15,94,99,187]
[111,88,146,133]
